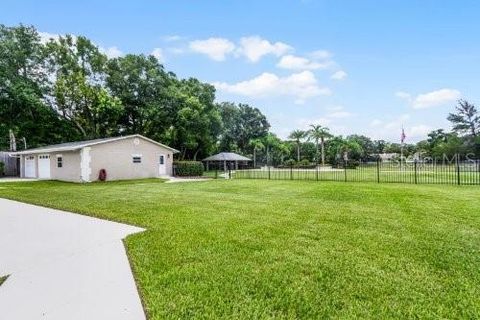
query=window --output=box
[132,155,142,163]
[57,155,63,168]
[159,155,164,165]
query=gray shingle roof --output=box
[203,152,251,161]
[12,134,179,155]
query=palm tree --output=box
[249,138,264,168]
[263,133,280,166]
[308,125,332,166]
[288,130,307,162]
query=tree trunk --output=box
[253,149,256,168]
[297,143,300,162]
[321,137,326,166]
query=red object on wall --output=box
[98,169,107,181]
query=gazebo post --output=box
[224,160,227,174]
[206,161,209,171]
[235,161,238,170]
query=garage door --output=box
[38,155,51,179]
[25,156,36,178]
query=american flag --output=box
[401,127,406,144]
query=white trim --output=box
[80,147,91,182]
[12,134,179,155]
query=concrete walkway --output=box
[0,199,146,320]
[0,177,38,183]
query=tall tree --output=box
[45,35,122,138]
[106,54,173,135]
[288,130,307,161]
[0,24,74,149]
[248,138,264,168]
[308,125,332,166]
[448,100,479,138]
[218,102,270,153]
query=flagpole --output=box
[400,126,405,171]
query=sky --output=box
[2,0,480,143]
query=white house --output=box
[12,134,178,182]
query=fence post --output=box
[456,154,461,185]
[376,159,380,183]
[268,165,271,180]
[290,164,293,180]
[316,164,319,181]
[414,159,418,184]
[344,160,347,182]
[215,168,218,179]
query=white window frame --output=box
[56,154,63,168]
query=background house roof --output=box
[12,134,179,155]
[203,152,251,161]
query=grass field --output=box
[0,179,479,319]
[234,164,480,185]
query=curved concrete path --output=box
[0,199,146,320]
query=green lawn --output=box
[1,179,479,319]
[234,165,480,185]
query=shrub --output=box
[297,159,311,167]
[0,162,4,176]
[174,161,204,177]
[283,159,296,167]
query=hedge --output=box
[174,161,204,177]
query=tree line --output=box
[1,24,479,163]
[0,24,269,160]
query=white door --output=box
[25,156,36,178]
[38,154,51,179]
[158,155,166,175]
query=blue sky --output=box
[2,0,480,142]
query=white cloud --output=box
[328,110,352,118]
[213,71,331,104]
[277,54,331,70]
[396,88,461,109]
[310,50,332,60]
[237,36,292,62]
[39,31,123,59]
[384,114,410,129]
[189,37,236,61]
[412,88,461,109]
[38,32,61,44]
[331,70,348,80]
[100,46,123,59]
[408,125,432,138]
[370,119,383,127]
[395,91,412,100]
[151,48,164,62]
[162,35,183,42]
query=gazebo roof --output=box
[203,152,251,161]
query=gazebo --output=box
[202,152,252,172]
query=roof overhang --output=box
[11,134,180,156]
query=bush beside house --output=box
[174,161,204,177]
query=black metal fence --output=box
[232,158,480,186]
